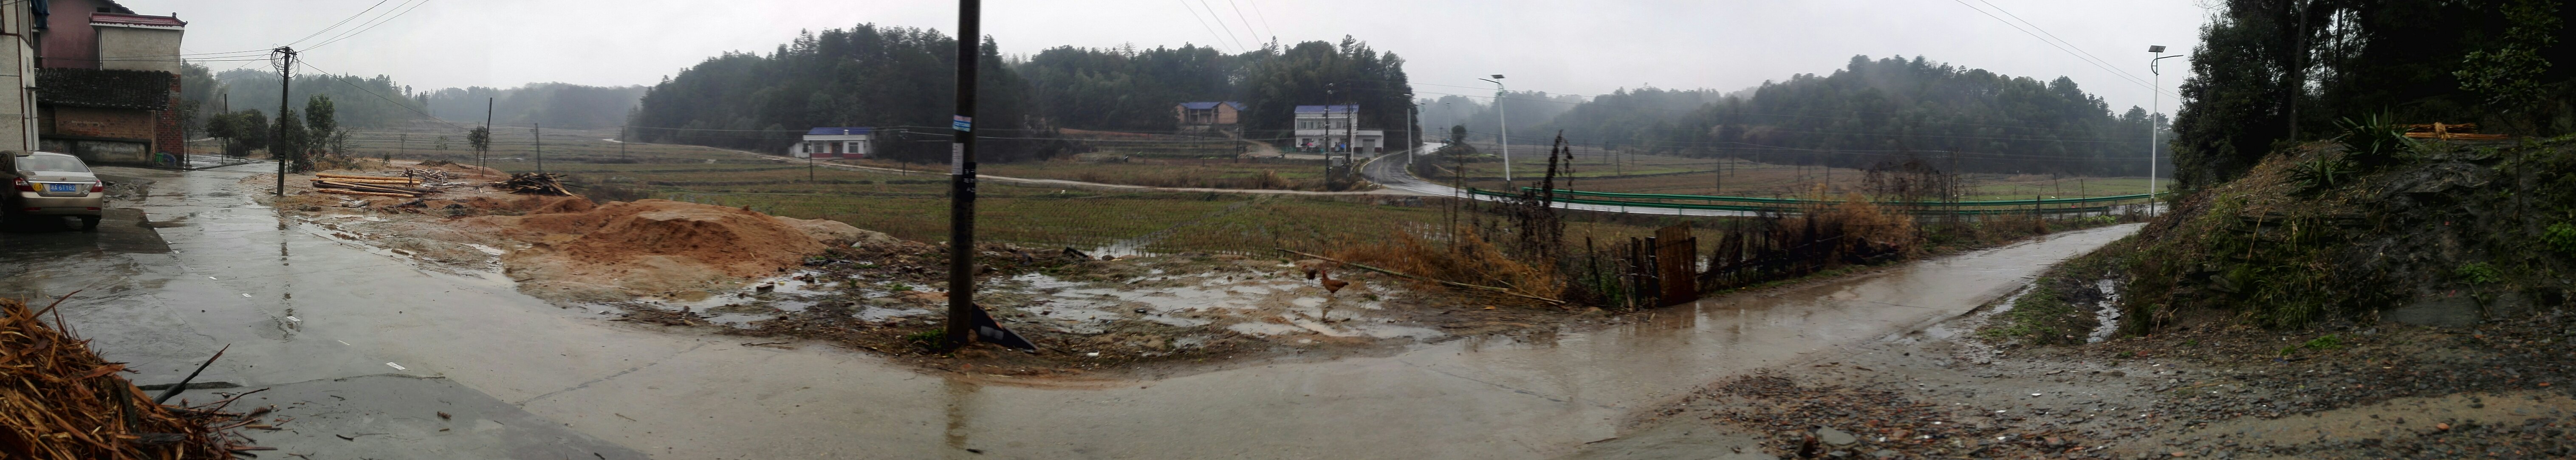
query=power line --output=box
[1244,1,1278,45]
[1191,0,1249,52]
[1175,0,1236,54]
[1947,0,2177,99]
[282,0,395,48]
[308,0,434,51]
[1224,0,1272,44]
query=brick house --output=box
[791,127,871,159]
[1175,101,1242,133]
[34,0,186,166]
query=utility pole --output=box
[618,125,628,158]
[482,98,493,169]
[271,47,294,196]
[533,123,543,173]
[944,0,983,349]
[395,133,406,163]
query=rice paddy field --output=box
[1439,142,2159,201]
[321,126,1726,256]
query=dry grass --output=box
[1328,229,1566,304]
[0,296,252,459]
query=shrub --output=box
[2454,261,2502,285]
[2545,222,2576,255]
[2333,113,2414,169]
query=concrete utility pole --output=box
[618,125,628,158]
[481,98,493,170]
[945,0,983,349]
[396,133,406,163]
[532,123,543,173]
[271,47,294,196]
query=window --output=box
[845,141,864,155]
[804,141,825,154]
[17,155,88,172]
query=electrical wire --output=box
[1175,0,1235,54]
[307,0,433,51]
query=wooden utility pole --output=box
[481,98,493,169]
[945,0,983,349]
[272,47,294,196]
[619,125,629,158]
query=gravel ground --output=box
[1603,303,2576,460]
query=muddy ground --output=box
[244,160,1605,378]
[1588,288,2575,460]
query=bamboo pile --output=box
[0,296,260,459]
[2403,122,2509,140]
[312,173,432,198]
[492,172,573,195]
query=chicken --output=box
[1319,269,1351,294]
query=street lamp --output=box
[1477,74,1508,185]
[2148,45,2183,214]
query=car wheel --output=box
[79,216,99,232]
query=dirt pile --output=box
[465,199,879,302]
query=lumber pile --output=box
[492,172,573,196]
[311,173,432,198]
[0,296,261,458]
[2403,122,2509,140]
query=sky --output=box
[150,0,2217,115]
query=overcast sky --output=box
[150,0,2215,115]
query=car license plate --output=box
[45,183,74,193]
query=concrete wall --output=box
[0,1,38,152]
[43,106,156,140]
[96,26,181,74]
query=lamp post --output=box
[1476,75,1509,185]
[2148,45,2183,214]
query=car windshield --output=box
[17,155,89,173]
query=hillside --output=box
[2004,130,2575,339]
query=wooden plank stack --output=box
[312,172,432,198]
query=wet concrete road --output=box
[1,164,2139,459]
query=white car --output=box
[3,151,105,231]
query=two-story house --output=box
[34,0,187,166]
[1291,104,1382,155]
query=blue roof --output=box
[1293,104,1358,113]
[805,127,871,135]
[1178,101,1243,110]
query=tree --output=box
[467,126,490,162]
[2171,0,2576,189]
[204,110,268,156]
[276,107,310,172]
[305,95,343,157]
[1235,37,1414,147]
[630,24,1062,163]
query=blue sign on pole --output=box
[952,115,973,132]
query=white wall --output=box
[97,26,184,74]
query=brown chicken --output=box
[1319,270,1351,294]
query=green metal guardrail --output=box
[1464,188,2162,214]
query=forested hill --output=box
[2172,0,2573,190]
[627,28,1413,162]
[1534,56,2163,176]
[421,83,647,130]
[1022,40,1412,139]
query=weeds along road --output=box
[0,162,2140,459]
